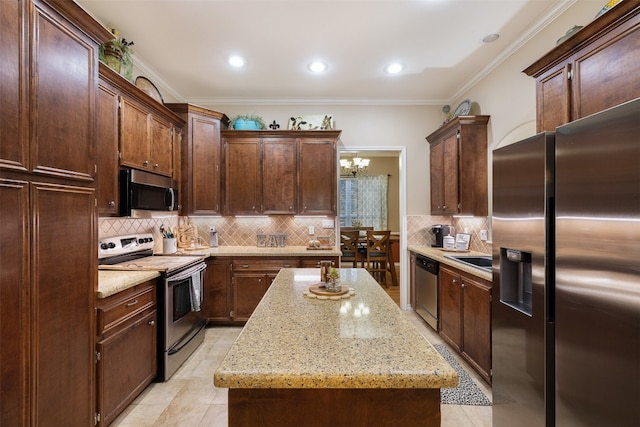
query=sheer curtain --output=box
[339,175,389,229]
[356,175,388,230]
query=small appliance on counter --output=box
[431,224,452,247]
[209,227,219,247]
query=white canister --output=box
[443,234,455,250]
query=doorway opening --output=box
[338,147,409,310]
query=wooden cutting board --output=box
[308,284,349,296]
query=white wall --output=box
[153,1,607,219]
[201,104,440,215]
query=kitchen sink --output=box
[444,255,492,272]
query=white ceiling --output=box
[76,0,581,106]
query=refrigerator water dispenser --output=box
[499,248,532,316]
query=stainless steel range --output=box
[99,233,207,381]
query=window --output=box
[339,175,388,230]
[339,178,358,227]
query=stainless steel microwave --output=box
[119,169,178,216]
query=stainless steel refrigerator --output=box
[492,98,640,427]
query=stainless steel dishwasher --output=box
[414,255,439,331]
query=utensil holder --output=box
[163,238,177,254]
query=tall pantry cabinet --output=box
[0,1,111,425]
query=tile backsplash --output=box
[99,215,336,252]
[100,214,490,254]
[407,215,491,254]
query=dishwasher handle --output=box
[416,255,439,275]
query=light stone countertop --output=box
[97,246,341,299]
[408,245,493,282]
[171,245,342,257]
[213,268,459,389]
[98,270,161,298]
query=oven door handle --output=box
[167,319,207,355]
[167,262,207,283]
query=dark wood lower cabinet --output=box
[439,266,492,384]
[439,267,463,352]
[231,258,299,322]
[203,258,232,323]
[207,256,339,325]
[96,281,158,426]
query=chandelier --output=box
[340,156,370,177]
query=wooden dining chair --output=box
[339,230,362,267]
[361,230,391,287]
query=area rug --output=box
[433,344,492,406]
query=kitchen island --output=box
[214,268,458,426]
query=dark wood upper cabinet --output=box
[165,103,228,215]
[222,130,340,216]
[298,137,337,215]
[31,1,98,181]
[119,96,176,176]
[0,0,29,173]
[96,79,120,215]
[263,138,297,214]
[96,65,185,217]
[524,2,640,132]
[426,116,489,217]
[224,136,261,214]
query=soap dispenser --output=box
[209,227,219,247]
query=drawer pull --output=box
[125,299,138,307]
[284,264,292,268]
[241,264,250,268]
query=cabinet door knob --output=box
[143,160,149,166]
[452,279,457,284]
[153,163,159,168]
[108,200,115,207]
[148,320,155,326]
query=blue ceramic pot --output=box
[234,119,261,130]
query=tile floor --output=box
[111,310,492,427]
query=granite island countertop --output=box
[214,267,458,389]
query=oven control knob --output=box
[100,243,109,250]
[108,242,116,249]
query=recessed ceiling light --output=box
[228,55,245,67]
[482,33,500,43]
[308,61,328,73]
[385,63,404,74]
